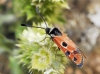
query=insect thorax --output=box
[45,27,62,38]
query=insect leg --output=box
[40,34,50,42]
[58,47,60,50]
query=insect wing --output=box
[52,33,84,67]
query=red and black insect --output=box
[21,7,85,67]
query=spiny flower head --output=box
[16,23,68,74]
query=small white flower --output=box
[22,29,30,38]
[22,27,46,43]
[40,22,48,28]
[22,28,35,43]
[34,33,45,43]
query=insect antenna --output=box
[21,23,45,29]
[36,6,48,28]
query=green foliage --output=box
[9,56,23,74]
[17,23,68,74]
[0,34,15,54]
[13,0,69,24]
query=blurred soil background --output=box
[0,0,100,74]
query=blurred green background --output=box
[0,0,100,74]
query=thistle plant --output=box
[16,23,68,74]
[14,0,69,74]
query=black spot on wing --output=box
[62,42,67,47]
[65,51,70,56]
[73,51,78,54]
[74,57,77,61]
